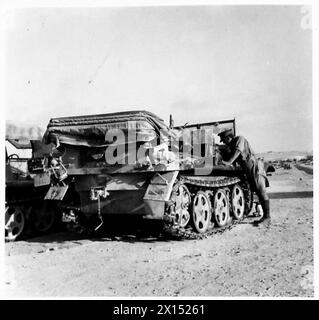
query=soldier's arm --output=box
[222,136,245,165]
[222,149,240,166]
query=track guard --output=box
[143,171,178,219]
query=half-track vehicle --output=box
[27,111,253,237]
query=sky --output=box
[4,5,313,152]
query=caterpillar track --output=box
[161,218,243,240]
[161,175,254,240]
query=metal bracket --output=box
[90,186,109,231]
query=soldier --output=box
[218,128,270,226]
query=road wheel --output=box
[32,201,56,234]
[5,205,25,241]
[192,191,212,233]
[213,189,230,227]
[231,184,245,220]
[240,179,253,215]
[172,184,191,228]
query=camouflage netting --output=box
[43,110,177,147]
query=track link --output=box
[162,174,253,240]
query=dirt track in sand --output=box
[3,167,314,297]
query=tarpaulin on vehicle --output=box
[42,110,177,147]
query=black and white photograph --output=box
[1,1,317,301]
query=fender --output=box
[143,171,179,219]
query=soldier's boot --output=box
[253,199,271,226]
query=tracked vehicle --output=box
[28,111,253,237]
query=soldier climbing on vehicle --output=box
[217,128,271,226]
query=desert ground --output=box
[3,165,313,297]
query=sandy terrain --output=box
[3,166,313,297]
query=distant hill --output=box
[6,121,44,140]
[257,151,313,162]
